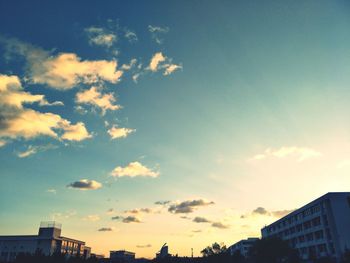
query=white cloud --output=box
[76,86,121,114]
[107,125,135,139]
[163,64,182,75]
[85,26,117,48]
[250,146,322,162]
[0,74,62,109]
[60,121,92,141]
[111,161,159,178]
[2,38,123,89]
[149,52,166,72]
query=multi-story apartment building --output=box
[261,192,350,261]
[228,238,259,257]
[0,222,90,262]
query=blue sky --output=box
[1,0,350,258]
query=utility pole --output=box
[191,248,193,258]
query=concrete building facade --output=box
[0,222,90,262]
[261,192,350,261]
[228,238,259,257]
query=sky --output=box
[1,0,350,259]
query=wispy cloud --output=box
[136,244,152,248]
[241,207,295,219]
[85,26,117,48]
[107,125,135,139]
[122,215,142,223]
[83,215,100,222]
[148,25,169,44]
[155,200,171,206]
[168,199,214,214]
[46,189,57,194]
[124,29,138,43]
[193,217,211,223]
[124,208,153,214]
[67,179,102,190]
[250,146,322,162]
[17,144,58,158]
[111,162,159,178]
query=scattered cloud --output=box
[111,162,159,178]
[124,30,138,43]
[193,217,211,223]
[46,189,57,194]
[155,200,171,206]
[60,121,92,141]
[122,215,142,223]
[252,207,269,215]
[121,58,137,70]
[83,215,100,222]
[17,144,58,158]
[241,207,295,219]
[67,179,102,190]
[148,25,169,44]
[98,227,114,232]
[50,210,77,220]
[108,125,135,139]
[85,26,117,48]
[124,208,153,214]
[250,146,322,162]
[149,52,166,72]
[2,38,123,89]
[163,64,182,76]
[136,244,152,248]
[76,86,121,114]
[168,199,215,214]
[211,222,229,229]
[111,216,121,220]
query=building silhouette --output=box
[156,243,170,258]
[0,221,91,262]
[228,237,259,257]
[110,250,135,262]
[261,192,350,261]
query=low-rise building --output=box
[228,238,259,257]
[261,192,350,262]
[0,221,90,262]
[110,250,135,262]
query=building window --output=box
[347,196,350,207]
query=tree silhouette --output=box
[248,237,299,263]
